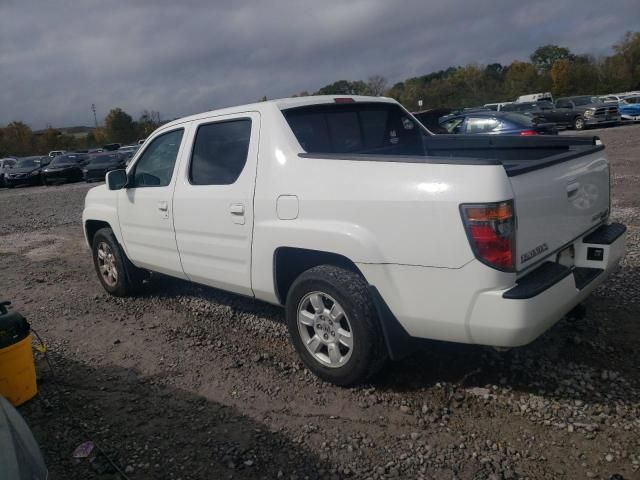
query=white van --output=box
[515,92,553,104]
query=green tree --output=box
[613,31,640,89]
[551,57,599,96]
[530,45,574,72]
[136,110,161,139]
[504,61,541,99]
[315,80,371,95]
[1,121,34,156]
[85,131,97,148]
[104,108,136,144]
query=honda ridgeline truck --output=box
[83,96,626,385]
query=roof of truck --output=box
[160,95,396,130]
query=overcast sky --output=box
[1,0,638,129]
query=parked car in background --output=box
[4,156,48,187]
[41,155,84,185]
[483,102,513,111]
[411,108,453,134]
[601,94,627,103]
[542,96,620,130]
[48,150,66,157]
[0,157,17,187]
[102,143,121,151]
[515,92,553,103]
[439,111,557,135]
[117,145,140,164]
[88,148,104,154]
[501,101,553,118]
[619,95,640,122]
[505,96,620,130]
[58,152,91,166]
[82,153,126,182]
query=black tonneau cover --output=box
[424,134,603,176]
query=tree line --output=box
[2,31,638,157]
[304,31,640,109]
[0,109,162,157]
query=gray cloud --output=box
[1,0,638,128]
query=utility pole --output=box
[91,104,98,129]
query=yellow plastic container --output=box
[0,333,38,406]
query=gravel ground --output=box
[1,125,639,480]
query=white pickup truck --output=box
[83,95,626,385]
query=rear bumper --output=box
[467,222,625,346]
[361,222,626,353]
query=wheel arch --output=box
[273,247,364,305]
[84,219,113,247]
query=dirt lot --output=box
[1,124,639,480]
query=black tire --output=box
[285,265,388,386]
[91,227,147,296]
[573,115,585,130]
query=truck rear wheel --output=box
[285,265,387,386]
[91,228,147,297]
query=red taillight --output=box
[519,129,538,136]
[461,201,515,271]
[334,97,355,103]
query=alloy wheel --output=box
[297,291,353,368]
[96,242,118,287]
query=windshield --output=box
[16,158,39,168]
[500,112,535,126]
[89,155,120,165]
[572,96,602,106]
[50,156,78,167]
[283,102,425,156]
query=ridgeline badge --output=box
[521,243,549,263]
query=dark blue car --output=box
[438,111,558,135]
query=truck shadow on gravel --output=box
[136,272,639,410]
[21,354,331,480]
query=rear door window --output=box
[283,103,424,156]
[189,119,252,185]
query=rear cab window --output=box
[282,102,425,156]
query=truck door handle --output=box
[158,201,168,211]
[229,204,245,215]
[566,182,580,197]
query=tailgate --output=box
[509,148,610,271]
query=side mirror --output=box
[106,169,128,190]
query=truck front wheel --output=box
[91,228,147,297]
[285,265,387,386]
[573,115,585,130]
